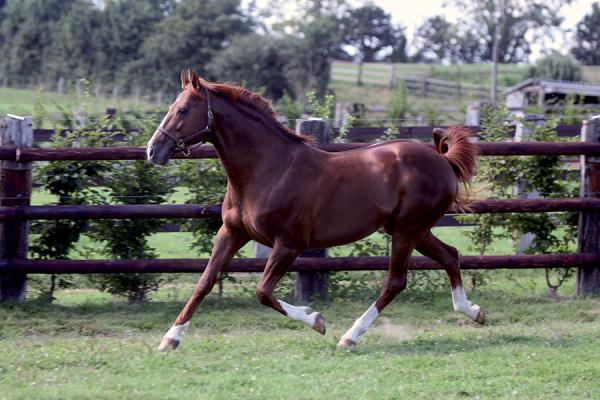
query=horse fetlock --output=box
[311,312,327,335]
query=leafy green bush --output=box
[29,95,114,300]
[388,82,409,123]
[527,52,583,82]
[460,106,578,293]
[306,91,335,120]
[87,120,175,302]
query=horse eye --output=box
[178,108,188,115]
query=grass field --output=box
[332,61,600,87]
[0,86,161,124]
[13,191,595,399]
[1,273,600,399]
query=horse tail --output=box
[432,125,479,210]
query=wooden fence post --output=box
[0,116,33,302]
[295,119,330,303]
[357,61,363,87]
[577,117,600,295]
[465,102,481,126]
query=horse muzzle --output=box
[146,137,172,166]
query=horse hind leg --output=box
[416,231,485,324]
[338,232,416,349]
[255,240,326,335]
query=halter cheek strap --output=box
[157,86,213,157]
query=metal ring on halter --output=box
[156,86,213,157]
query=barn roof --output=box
[504,78,600,97]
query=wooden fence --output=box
[1,116,600,302]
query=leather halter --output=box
[157,85,213,156]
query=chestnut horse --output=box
[146,71,485,351]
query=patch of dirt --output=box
[371,317,420,341]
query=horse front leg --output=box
[255,240,326,335]
[158,225,249,350]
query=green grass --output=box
[331,61,528,87]
[1,276,600,399]
[0,86,160,124]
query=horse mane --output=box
[188,79,315,145]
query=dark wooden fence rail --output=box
[32,124,582,144]
[1,253,596,274]
[2,198,600,222]
[5,141,600,163]
[2,116,600,302]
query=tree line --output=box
[0,0,599,101]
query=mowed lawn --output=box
[1,274,600,400]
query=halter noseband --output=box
[157,86,213,157]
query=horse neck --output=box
[209,95,306,186]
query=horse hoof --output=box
[158,337,180,351]
[474,307,486,325]
[312,312,327,335]
[337,338,357,350]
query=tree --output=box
[131,0,253,92]
[98,0,174,86]
[44,1,103,82]
[207,34,292,100]
[0,0,76,84]
[418,0,571,63]
[468,0,570,62]
[413,16,457,63]
[571,2,600,65]
[342,4,404,62]
[272,1,346,98]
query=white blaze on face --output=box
[146,114,169,161]
[451,285,480,320]
[340,302,379,344]
[277,300,319,328]
[163,321,190,342]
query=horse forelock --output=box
[185,79,314,145]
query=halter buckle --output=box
[176,139,191,157]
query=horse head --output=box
[146,70,213,165]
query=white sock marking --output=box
[452,286,480,320]
[278,300,319,328]
[340,302,379,344]
[163,321,190,341]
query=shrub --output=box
[30,89,113,301]
[87,115,175,302]
[527,52,583,82]
[459,106,578,293]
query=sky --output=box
[249,0,597,61]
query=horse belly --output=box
[309,186,396,248]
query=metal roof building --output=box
[505,78,600,112]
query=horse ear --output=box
[180,70,190,89]
[191,70,202,90]
[432,128,449,154]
